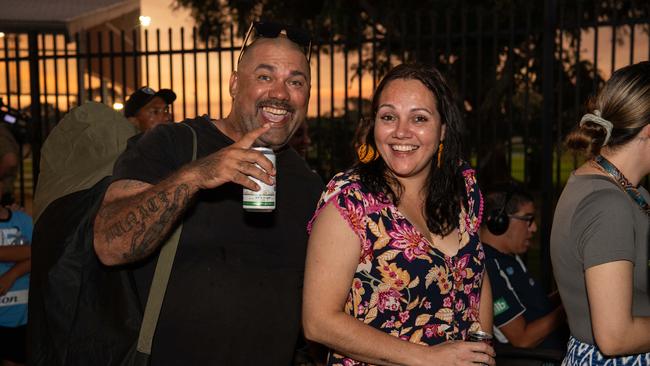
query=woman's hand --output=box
[423,341,496,366]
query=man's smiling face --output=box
[229,36,311,149]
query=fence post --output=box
[541,0,557,292]
[28,32,42,189]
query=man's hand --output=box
[95,123,277,266]
[189,123,275,191]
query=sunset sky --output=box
[142,0,194,31]
[139,1,650,120]
[139,0,372,119]
[1,1,648,120]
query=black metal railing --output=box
[1,1,649,288]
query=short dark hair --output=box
[355,63,466,236]
[484,187,534,216]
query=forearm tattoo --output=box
[102,184,191,261]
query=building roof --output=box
[0,0,139,34]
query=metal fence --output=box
[1,0,649,287]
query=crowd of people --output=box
[0,18,647,366]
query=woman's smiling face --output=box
[373,78,446,182]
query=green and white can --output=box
[243,147,275,212]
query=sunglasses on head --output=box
[238,21,312,66]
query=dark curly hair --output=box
[355,63,466,236]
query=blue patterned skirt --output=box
[562,336,650,366]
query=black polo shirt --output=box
[483,243,565,350]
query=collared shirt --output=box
[483,243,564,349]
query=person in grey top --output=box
[551,61,650,365]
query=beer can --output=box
[243,147,276,212]
[468,330,493,343]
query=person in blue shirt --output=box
[480,187,567,350]
[0,181,32,366]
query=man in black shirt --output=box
[481,188,567,350]
[93,25,322,365]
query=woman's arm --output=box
[302,203,495,366]
[586,260,650,355]
[479,269,493,333]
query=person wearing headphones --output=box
[480,187,567,350]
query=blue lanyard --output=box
[593,155,650,216]
[593,155,650,276]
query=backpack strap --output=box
[136,123,197,358]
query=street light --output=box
[113,102,124,111]
[138,15,152,27]
[0,32,5,39]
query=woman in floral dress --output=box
[303,64,495,366]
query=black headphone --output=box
[486,189,514,236]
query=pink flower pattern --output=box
[388,222,429,262]
[377,287,402,313]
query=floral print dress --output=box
[308,164,485,366]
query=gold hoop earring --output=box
[357,144,379,163]
[437,142,444,168]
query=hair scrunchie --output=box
[580,109,613,146]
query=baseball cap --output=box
[124,86,176,117]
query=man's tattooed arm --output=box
[93,174,198,265]
[93,123,280,265]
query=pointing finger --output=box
[234,124,271,148]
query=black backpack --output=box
[28,177,144,366]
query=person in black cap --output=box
[124,87,176,132]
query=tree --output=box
[173,0,649,185]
